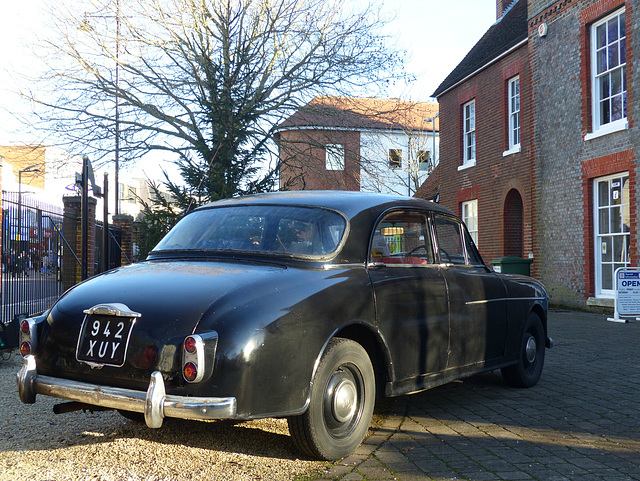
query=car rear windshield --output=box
[153,205,347,257]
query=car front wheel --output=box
[288,338,375,461]
[502,313,545,388]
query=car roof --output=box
[194,191,456,264]
[197,190,454,220]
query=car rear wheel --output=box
[288,338,375,461]
[501,313,545,388]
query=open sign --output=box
[609,268,640,322]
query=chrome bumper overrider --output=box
[17,355,237,428]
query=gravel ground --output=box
[0,352,330,481]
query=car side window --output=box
[370,212,434,265]
[463,228,484,266]
[433,215,467,265]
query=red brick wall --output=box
[113,214,134,267]
[62,196,97,289]
[497,0,516,19]
[581,150,637,298]
[278,130,361,191]
[426,43,535,268]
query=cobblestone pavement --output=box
[320,309,640,480]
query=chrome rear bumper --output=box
[17,355,237,428]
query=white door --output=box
[594,173,630,297]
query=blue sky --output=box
[386,0,497,98]
[0,0,498,167]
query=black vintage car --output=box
[18,191,551,460]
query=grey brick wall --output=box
[529,0,639,309]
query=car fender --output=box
[498,273,549,356]
[190,266,377,418]
[305,317,394,406]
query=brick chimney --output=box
[497,0,516,19]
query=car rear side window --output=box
[433,215,467,265]
[433,214,484,266]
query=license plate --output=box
[76,314,136,367]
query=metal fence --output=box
[95,220,123,274]
[0,192,67,337]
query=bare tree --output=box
[20,0,406,207]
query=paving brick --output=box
[330,310,640,480]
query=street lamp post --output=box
[431,112,439,170]
[423,112,439,174]
[79,0,121,217]
[114,0,121,217]
[18,164,41,252]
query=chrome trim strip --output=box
[466,297,546,305]
[17,356,237,428]
[509,297,547,302]
[323,263,363,270]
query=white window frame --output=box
[460,100,476,170]
[462,199,478,246]
[119,184,137,202]
[594,173,630,298]
[325,144,344,171]
[586,8,627,141]
[504,76,521,155]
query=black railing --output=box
[0,193,66,351]
[1,193,66,322]
[95,221,123,275]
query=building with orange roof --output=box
[276,96,439,196]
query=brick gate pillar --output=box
[112,214,134,266]
[62,196,97,291]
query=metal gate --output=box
[95,221,123,274]
[0,193,66,351]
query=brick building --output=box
[529,0,637,310]
[424,0,639,311]
[277,96,439,196]
[421,0,534,270]
[0,146,46,191]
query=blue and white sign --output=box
[609,267,640,322]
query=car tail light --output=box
[20,320,30,334]
[19,317,39,358]
[184,336,197,354]
[183,361,198,382]
[181,332,218,384]
[20,341,31,356]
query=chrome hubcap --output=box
[525,336,537,364]
[331,379,357,423]
[323,366,363,437]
